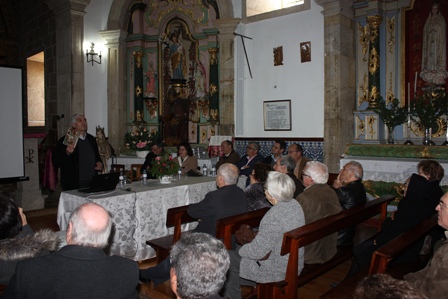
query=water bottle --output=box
[178,169,182,180]
[119,171,124,188]
[211,165,216,177]
[202,164,208,176]
[142,169,147,185]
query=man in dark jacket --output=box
[52,114,102,190]
[332,161,367,246]
[140,142,165,178]
[215,140,240,170]
[3,203,139,299]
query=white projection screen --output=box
[0,66,25,182]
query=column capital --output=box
[315,0,354,19]
[213,18,241,40]
[100,30,128,47]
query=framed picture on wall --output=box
[263,100,292,131]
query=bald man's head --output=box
[67,203,112,248]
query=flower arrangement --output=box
[411,92,446,129]
[124,128,159,151]
[373,97,408,129]
[149,153,179,178]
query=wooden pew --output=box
[319,213,438,299]
[216,207,271,249]
[146,205,197,263]
[255,195,395,299]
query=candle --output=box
[414,71,417,95]
[407,82,410,112]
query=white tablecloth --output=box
[108,156,218,171]
[57,176,246,261]
[341,156,448,185]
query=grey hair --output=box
[171,233,230,299]
[217,163,239,185]
[278,155,296,172]
[305,161,329,184]
[264,171,295,202]
[345,161,363,180]
[68,203,112,248]
[248,142,260,152]
[71,113,85,124]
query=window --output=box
[27,52,45,127]
[243,0,309,23]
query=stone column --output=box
[315,0,356,173]
[44,0,89,132]
[213,18,240,136]
[100,29,128,155]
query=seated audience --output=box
[347,160,444,277]
[263,140,286,166]
[296,161,342,264]
[287,143,309,180]
[354,274,428,299]
[215,140,240,170]
[170,233,230,299]
[246,162,272,211]
[0,193,59,285]
[403,191,448,298]
[223,172,305,299]
[236,142,264,185]
[273,155,305,198]
[139,163,247,285]
[174,141,198,175]
[3,202,139,299]
[140,142,165,178]
[332,161,367,246]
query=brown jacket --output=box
[296,183,341,264]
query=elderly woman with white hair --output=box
[223,172,305,299]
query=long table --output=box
[108,156,218,172]
[57,176,245,261]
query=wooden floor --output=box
[26,208,373,299]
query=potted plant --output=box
[373,97,408,144]
[411,92,446,145]
[124,127,160,157]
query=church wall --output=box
[235,1,325,138]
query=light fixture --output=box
[86,42,101,65]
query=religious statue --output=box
[420,3,448,85]
[194,59,207,97]
[96,126,115,174]
[145,60,157,98]
[169,32,186,79]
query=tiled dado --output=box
[234,139,324,162]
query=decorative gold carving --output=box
[367,15,382,43]
[358,73,368,105]
[356,115,365,133]
[133,51,143,68]
[368,48,379,75]
[369,85,380,103]
[146,0,206,29]
[411,118,447,137]
[144,99,158,120]
[386,72,394,105]
[357,23,370,62]
[208,48,218,65]
[387,16,395,54]
[209,83,218,97]
[274,46,283,66]
[210,109,219,121]
[367,115,377,138]
[135,85,142,97]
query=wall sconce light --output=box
[86,42,101,65]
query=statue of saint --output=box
[170,33,186,80]
[96,126,115,174]
[420,3,448,85]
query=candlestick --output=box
[407,82,410,112]
[414,71,417,95]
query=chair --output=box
[110,164,125,173]
[130,164,143,181]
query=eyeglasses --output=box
[287,150,298,154]
[302,173,310,178]
[439,200,448,209]
[247,147,255,150]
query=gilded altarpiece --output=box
[125,0,221,147]
[354,0,448,144]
